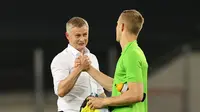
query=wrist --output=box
[86,64,93,72]
[74,66,83,74]
[103,98,111,107]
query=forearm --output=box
[104,90,142,106]
[58,67,82,97]
[87,66,113,92]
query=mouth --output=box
[78,43,85,46]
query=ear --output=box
[65,32,69,40]
[121,23,125,32]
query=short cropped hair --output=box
[66,17,89,33]
[120,9,144,36]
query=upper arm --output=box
[51,59,70,95]
[127,82,143,101]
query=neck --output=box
[77,48,85,54]
[120,33,137,51]
[69,43,85,53]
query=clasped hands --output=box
[74,53,91,71]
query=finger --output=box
[91,105,95,110]
[87,100,92,107]
[88,103,95,110]
[74,63,77,67]
[88,104,93,110]
[77,62,81,65]
[75,59,79,63]
[82,56,87,60]
[76,56,81,59]
[86,56,89,59]
[75,58,80,62]
[84,55,89,60]
[75,63,81,66]
[87,97,93,100]
[83,57,90,63]
[74,60,81,65]
[74,59,80,64]
[74,64,78,68]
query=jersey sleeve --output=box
[50,58,70,95]
[123,50,143,83]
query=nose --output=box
[79,36,85,42]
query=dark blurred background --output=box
[0,0,200,112]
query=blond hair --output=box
[120,9,144,36]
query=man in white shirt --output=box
[50,17,106,112]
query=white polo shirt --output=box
[50,44,104,112]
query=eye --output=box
[75,34,81,38]
[83,33,87,37]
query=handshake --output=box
[74,54,91,71]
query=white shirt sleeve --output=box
[51,58,69,95]
[92,54,105,95]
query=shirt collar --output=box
[121,40,138,54]
[67,44,90,57]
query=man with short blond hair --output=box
[76,9,148,112]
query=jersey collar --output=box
[121,40,138,54]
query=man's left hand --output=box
[87,97,106,109]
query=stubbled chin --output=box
[77,45,85,51]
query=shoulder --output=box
[86,49,98,59]
[90,52,97,58]
[88,52,99,69]
[51,49,71,67]
[51,53,61,65]
[89,53,100,64]
[126,47,140,57]
[123,47,143,65]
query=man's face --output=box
[116,17,122,42]
[67,26,89,51]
